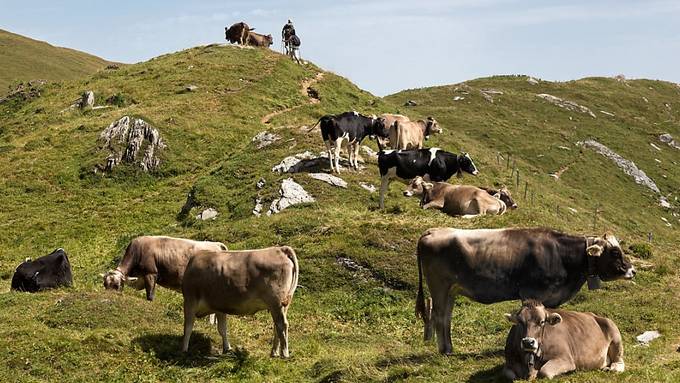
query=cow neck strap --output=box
[584,237,602,290]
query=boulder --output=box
[252,198,264,216]
[404,100,418,106]
[195,208,218,220]
[81,91,95,109]
[268,178,315,215]
[577,140,660,194]
[537,94,596,118]
[308,173,347,188]
[252,131,281,149]
[659,133,680,150]
[97,116,167,172]
[636,330,661,345]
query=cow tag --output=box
[587,275,601,290]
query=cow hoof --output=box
[609,361,625,373]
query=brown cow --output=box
[415,228,635,354]
[102,236,227,301]
[404,177,507,217]
[246,31,273,47]
[225,22,253,45]
[503,300,625,380]
[392,117,442,150]
[404,176,518,212]
[181,246,299,358]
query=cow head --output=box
[419,181,435,207]
[505,300,561,357]
[404,176,426,197]
[265,34,274,47]
[372,116,389,138]
[586,234,635,281]
[424,117,442,139]
[102,269,138,291]
[495,187,518,209]
[457,152,479,176]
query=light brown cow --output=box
[102,236,227,301]
[246,31,273,47]
[376,113,409,149]
[181,246,299,358]
[503,300,625,380]
[405,177,506,217]
[392,117,442,150]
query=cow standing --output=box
[404,177,509,217]
[102,236,227,301]
[225,22,253,45]
[11,248,73,292]
[503,300,625,380]
[378,148,479,209]
[392,117,442,150]
[317,111,387,173]
[415,228,635,355]
[181,246,299,358]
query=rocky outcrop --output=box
[537,94,597,118]
[0,80,46,104]
[308,173,347,188]
[252,131,281,149]
[272,151,357,173]
[196,208,218,220]
[480,88,503,103]
[577,140,660,194]
[659,133,680,150]
[267,178,315,215]
[97,116,166,172]
[404,100,418,106]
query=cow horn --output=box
[126,276,139,282]
[504,313,518,324]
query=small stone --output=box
[453,96,465,101]
[404,100,418,106]
[599,110,615,117]
[636,331,661,345]
[660,197,672,209]
[185,85,198,92]
[252,198,263,216]
[308,173,347,188]
[196,208,218,220]
[256,177,266,189]
[252,131,281,149]
[360,183,377,193]
[537,94,596,118]
[650,143,662,151]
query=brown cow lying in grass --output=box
[503,300,625,380]
[246,31,273,47]
[403,176,515,217]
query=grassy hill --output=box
[1,43,679,382]
[0,29,112,94]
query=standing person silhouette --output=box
[282,19,296,54]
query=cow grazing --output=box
[181,246,299,358]
[11,248,73,292]
[378,148,479,208]
[415,228,635,355]
[225,22,253,45]
[246,31,273,47]
[503,300,625,380]
[404,177,507,217]
[317,111,387,172]
[392,117,442,150]
[102,236,228,301]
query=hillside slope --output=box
[0,29,112,93]
[1,45,679,382]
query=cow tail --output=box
[307,117,323,132]
[282,246,299,306]
[415,247,426,319]
[394,120,402,150]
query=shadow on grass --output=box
[375,352,434,369]
[466,364,505,383]
[453,348,504,360]
[133,332,238,368]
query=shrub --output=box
[629,242,653,259]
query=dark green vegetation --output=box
[1,42,679,382]
[0,29,112,94]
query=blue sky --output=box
[2,0,679,96]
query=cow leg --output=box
[353,143,361,170]
[325,140,335,172]
[144,274,157,301]
[334,138,343,172]
[607,332,625,372]
[379,175,390,209]
[428,277,454,355]
[216,312,231,353]
[422,200,445,210]
[270,306,289,358]
[538,358,576,379]
[181,300,197,352]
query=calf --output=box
[181,246,299,358]
[317,111,387,172]
[246,31,273,47]
[377,148,479,208]
[503,300,625,380]
[405,177,507,217]
[392,117,442,150]
[102,236,227,301]
[11,248,73,292]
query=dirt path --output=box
[260,72,324,124]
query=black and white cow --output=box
[11,248,73,292]
[377,148,479,208]
[317,111,387,172]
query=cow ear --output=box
[547,313,562,326]
[24,257,32,263]
[586,244,603,257]
[504,313,518,324]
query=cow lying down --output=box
[503,300,625,380]
[404,176,517,217]
[11,248,73,292]
[181,246,299,358]
[102,236,227,300]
